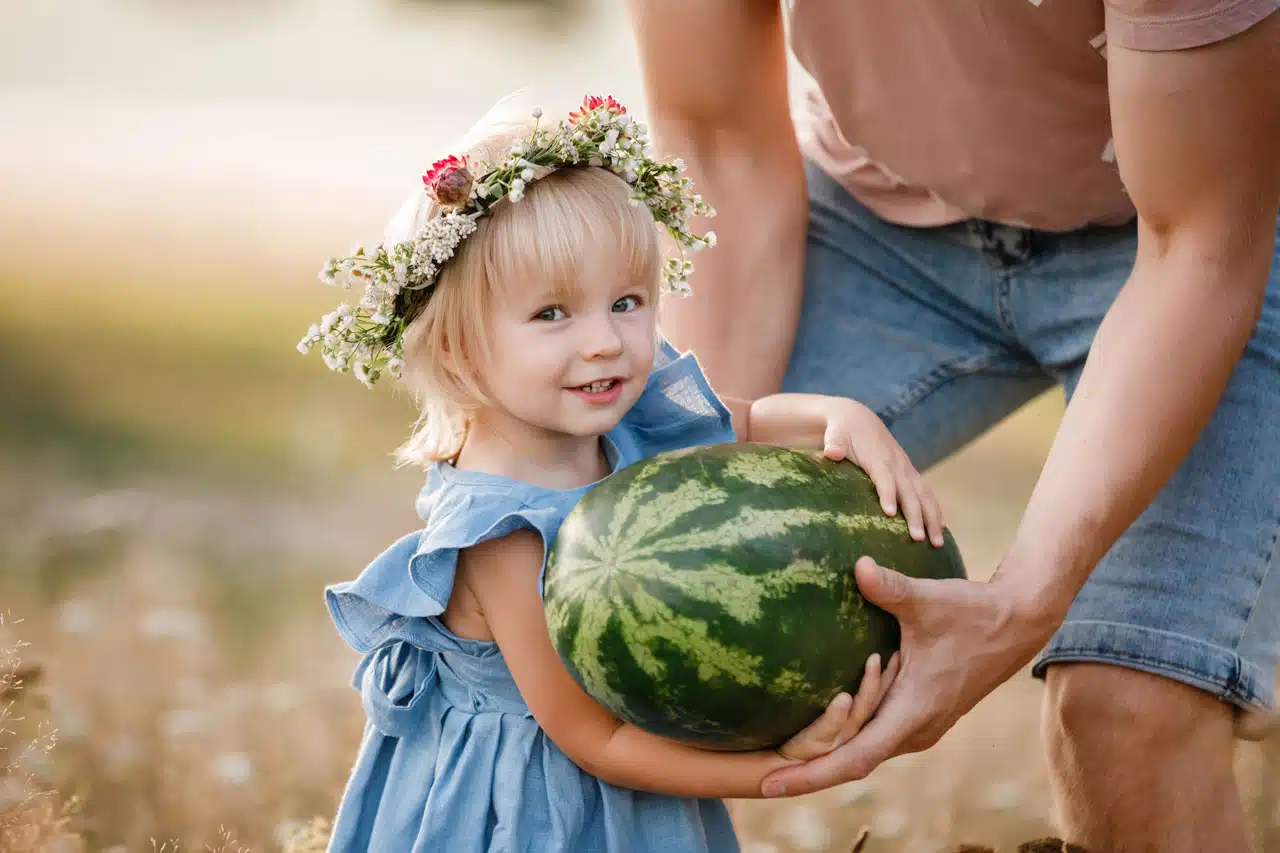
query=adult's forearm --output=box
[1002,242,1272,616]
[653,120,809,400]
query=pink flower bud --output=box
[423,155,473,207]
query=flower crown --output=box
[297,95,717,388]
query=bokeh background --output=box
[2,1,1277,850]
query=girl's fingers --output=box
[878,652,901,705]
[920,482,946,547]
[839,653,884,745]
[896,466,926,542]
[786,690,852,754]
[859,456,899,517]
[823,422,850,462]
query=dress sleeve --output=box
[325,491,565,654]
[607,337,736,466]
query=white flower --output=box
[532,107,543,118]
[139,607,206,644]
[162,708,208,739]
[57,599,97,635]
[673,157,685,170]
[511,139,527,155]
[212,752,253,785]
[264,682,300,712]
[371,312,390,326]
[521,167,534,182]
[705,231,717,247]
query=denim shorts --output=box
[783,162,1280,710]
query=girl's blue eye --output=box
[535,306,567,322]
[613,295,642,313]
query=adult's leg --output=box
[1018,219,1280,852]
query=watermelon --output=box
[543,442,966,751]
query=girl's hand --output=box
[821,399,945,547]
[775,652,901,763]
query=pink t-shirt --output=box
[788,0,1278,231]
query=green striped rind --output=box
[543,443,966,751]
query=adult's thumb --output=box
[855,556,918,616]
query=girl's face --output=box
[478,247,658,442]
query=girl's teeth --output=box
[582,380,614,393]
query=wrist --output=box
[988,551,1074,648]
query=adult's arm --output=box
[760,9,1280,797]
[626,0,808,399]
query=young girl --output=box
[301,94,945,853]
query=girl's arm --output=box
[724,393,945,547]
[462,528,889,799]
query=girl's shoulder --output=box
[607,337,736,466]
[325,466,582,655]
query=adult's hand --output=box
[760,556,1060,797]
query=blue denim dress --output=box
[324,342,741,853]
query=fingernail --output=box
[884,503,896,515]
[763,781,786,797]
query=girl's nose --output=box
[582,315,624,360]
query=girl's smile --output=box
[567,376,628,406]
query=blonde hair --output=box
[388,125,665,467]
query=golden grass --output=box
[4,460,1278,852]
[0,262,1271,851]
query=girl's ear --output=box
[439,332,481,394]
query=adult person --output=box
[627,1,1279,849]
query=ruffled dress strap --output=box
[606,337,736,467]
[325,467,586,735]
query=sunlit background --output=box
[2,2,1277,850]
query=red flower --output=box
[568,95,626,125]
[423,154,473,206]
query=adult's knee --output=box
[1043,662,1234,765]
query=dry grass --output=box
[0,616,82,853]
[3,472,1277,853]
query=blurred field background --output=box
[2,1,1278,850]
